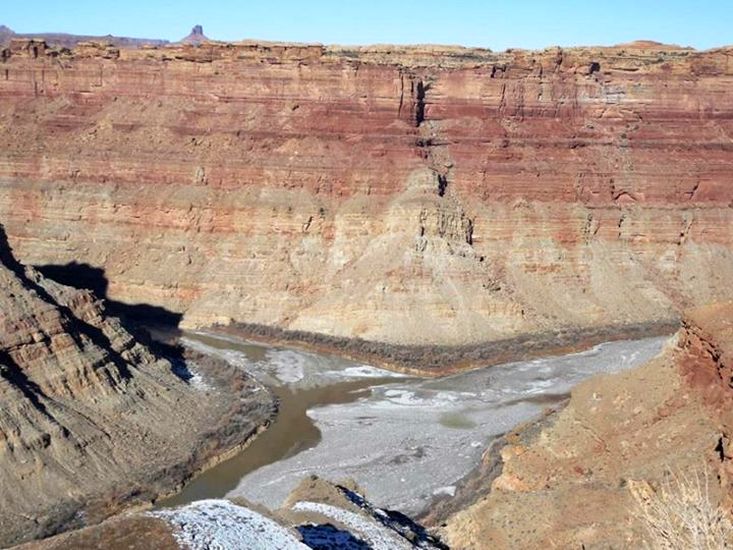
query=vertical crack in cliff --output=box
[582,212,600,243]
[397,72,406,119]
[399,73,428,127]
[415,80,427,126]
[437,174,448,197]
[490,64,506,79]
[410,73,454,199]
[617,213,627,240]
[302,215,313,233]
[677,214,694,246]
[407,71,478,252]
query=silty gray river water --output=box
[163,330,668,515]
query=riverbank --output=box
[159,375,400,507]
[66,347,277,531]
[157,330,408,507]
[220,319,678,376]
[140,347,278,505]
[418,402,566,528]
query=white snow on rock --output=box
[180,337,251,370]
[186,365,214,392]
[292,501,413,550]
[262,349,308,383]
[150,499,308,550]
[334,364,408,380]
[432,485,456,497]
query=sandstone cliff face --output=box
[0,225,273,547]
[439,303,733,548]
[0,40,731,344]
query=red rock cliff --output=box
[0,40,731,344]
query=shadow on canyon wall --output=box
[35,262,183,330]
[33,261,194,381]
[0,224,198,386]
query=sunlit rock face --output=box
[0,40,732,344]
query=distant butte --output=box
[180,24,209,44]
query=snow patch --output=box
[188,370,212,391]
[336,365,408,379]
[150,499,308,550]
[432,485,457,497]
[263,349,307,384]
[180,337,251,370]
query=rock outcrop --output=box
[179,25,208,45]
[18,477,447,549]
[0,225,274,547]
[438,303,733,548]
[0,39,731,345]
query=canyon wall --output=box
[0,224,273,547]
[0,39,732,344]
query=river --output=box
[159,330,667,515]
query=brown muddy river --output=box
[160,333,403,507]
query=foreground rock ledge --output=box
[0,225,275,547]
[17,477,447,550]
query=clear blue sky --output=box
[3,1,732,50]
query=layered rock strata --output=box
[438,303,733,548]
[0,225,274,547]
[0,39,732,345]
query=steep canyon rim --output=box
[0,37,731,348]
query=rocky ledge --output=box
[0,224,275,547]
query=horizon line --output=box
[3,23,731,53]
